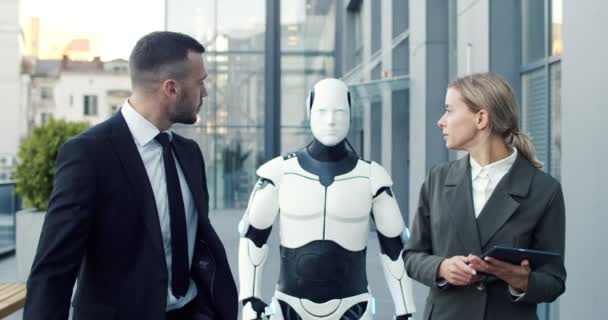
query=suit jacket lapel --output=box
[171,136,208,221]
[444,156,483,256]
[108,112,165,257]
[476,153,533,248]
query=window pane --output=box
[551,0,563,56]
[281,0,335,52]
[392,38,409,77]
[166,0,266,52]
[391,89,409,220]
[345,10,363,71]
[371,63,382,80]
[392,0,408,38]
[370,101,382,163]
[522,0,546,64]
[522,69,549,170]
[371,0,381,54]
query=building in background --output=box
[0,0,24,183]
[23,57,130,129]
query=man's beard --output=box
[170,95,201,125]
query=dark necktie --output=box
[155,132,189,297]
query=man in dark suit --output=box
[24,31,238,320]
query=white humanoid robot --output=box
[238,78,416,320]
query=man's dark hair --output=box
[129,31,205,89]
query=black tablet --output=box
[482,245,561,269]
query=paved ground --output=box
[0,209,429,319]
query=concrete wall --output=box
[409,1,449,317]
[559,0,608,318]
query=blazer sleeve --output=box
[24,137,96,320]
[403,169,446,288]
[519,185,566,304]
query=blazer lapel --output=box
[476,153,533,248]
[171,135,208,220]
[108,112,165,257]
[444,156,483,256]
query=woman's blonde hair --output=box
[448,72,543,168]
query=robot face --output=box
[308,78,351,147]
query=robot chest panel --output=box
[278,174,372,221]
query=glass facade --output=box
[167,0,266,209]
[522,0,546,65]
[371,0,381,54]
[166,0,335,208]
[280,0,336,154]
[392,0,408,38]
[392,39,409,77]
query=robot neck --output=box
[307,138,348,162]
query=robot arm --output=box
[238,158,282,319]
[370,162,416,318]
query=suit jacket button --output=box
[476,282,486,291]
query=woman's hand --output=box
[437,256,481,286]
[467,255,531,291]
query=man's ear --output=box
[161,79,178,97]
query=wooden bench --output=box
[0,283,26,318]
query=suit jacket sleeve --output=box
[519,185,566,304]
[403,168,446,288]
[24,137,96,320]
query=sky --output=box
[19,0,308,61]
[20,0,165,60]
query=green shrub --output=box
[15,119,89,211]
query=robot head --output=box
[306,78,351,147]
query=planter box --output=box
[16,209,45,282]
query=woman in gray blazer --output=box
[403,72,566,320]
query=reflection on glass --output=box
[280,0,336,154]
[393,39,409,77]
[551,0,563,56]
[166,0,265,51]
[392,0,409,38]
[522,0,545,64]
[166,0,266,209]
[281,0,335,52]
[280,54,335,152]
[371,0,381,54]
